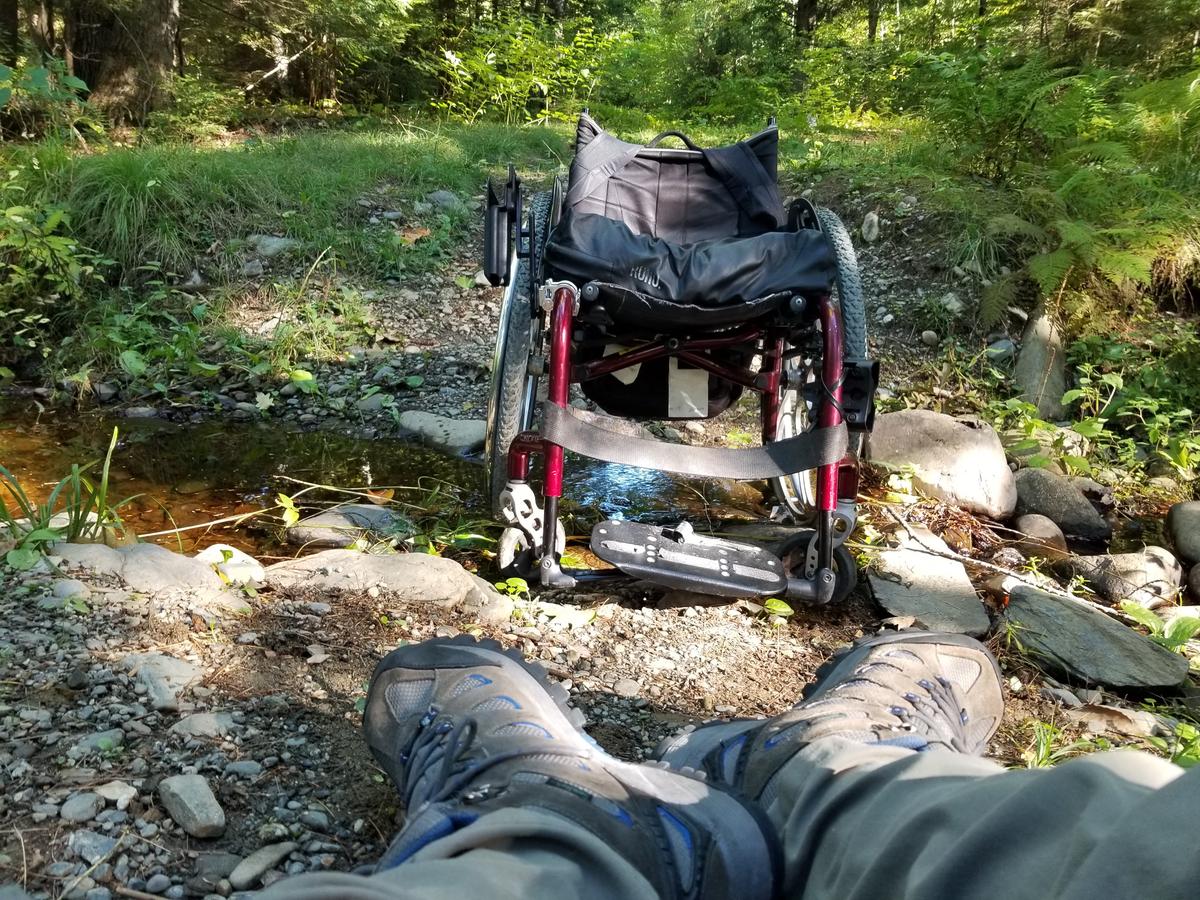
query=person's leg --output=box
[658,631,1198,900]
[259,637,779,900]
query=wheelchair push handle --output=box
[647,130,702,150]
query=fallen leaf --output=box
[534,601,596,629]
[399,226,430,245]
[1065,704,1161,738]
[366,488,394,505]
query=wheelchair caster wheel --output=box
[776,528,858,605]
[498,523,567,579]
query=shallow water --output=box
[0,406,765,559]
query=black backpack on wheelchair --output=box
[483,113,877,605]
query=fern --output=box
[979,271,1022,329]
[1096,247,1154,286]
[1027,247,1074,294]
[986,213,1046,242]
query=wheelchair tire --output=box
[771,207,868,521]
[486,190,554,517]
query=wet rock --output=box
[265,550,514,624]
[68,829,117,865]
[124,653,201,712]
[1013,306,1066,420]
[195,543,265,585]
[1013,514,1068,560]
[861,211,880,243]
[229,842,298,890]
[247,234,300,258]
[397,410,486,453]
[159,774,226,838]
[170,711,237,738]
[1003,585,1189,688]
[868,410,1016,519]
[1014,468,1111,542]
[1167,501,1200,565]
[867,527,989,637]
[60,793,104,823]
[1072,546,1183,610]
[94,781,137,810]
[287,504,409,548]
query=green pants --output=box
[261,739,1197,899]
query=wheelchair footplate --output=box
[590,520,787,598]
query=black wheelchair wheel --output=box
[771,206,868,522]
[486,190,555,516]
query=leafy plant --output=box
[1120,602,1200,655]
[1021,720,1110,768]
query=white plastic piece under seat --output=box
[667,357,709,418]
[604,344,641,386]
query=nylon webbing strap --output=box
[703,142,785,230]
[541,404,848,480]
[565,132,646,209]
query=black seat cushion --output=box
[544,209,837,323]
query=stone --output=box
[1072,546,1183,610]
[937,292,964,315]
[195,544,265,585]
[247,234,300,258]
[67,830,117,865]
[1191,563,1200,602]
[427,190,463,212]
[124,653,202,711]
[93,382,119,403]
[228,842,298,890]
[123,406,158,418]
[1167,501,1200,565]
[474,269,490,287]
[612,678,641,698]
[287,504,409,548]
[60,793,103,823]
[985,338,1016,365]
[397,410,486,453]
[188,852,243,894]
[868,410,1016,519]
[867,527,990,636]
[170,711,237,738]
[225,760,263,778]
[145,874,172,894]
[241,259,265,278]
[265,551,513,625]
[1013,514,1068,560]
[1014,306,1066,420]
[920,330,939,347]
[56,542,230,611]
[159,775,226,838]
[860,211,880,243]
[52,579,90,600]
[1003,586,1189,688]
[71,729,125,757]
[94,781,137,810]
[299,809,330,831]
[356,392,389,413]
[1014,468,1111,543]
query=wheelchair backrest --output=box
[564,114,786,245]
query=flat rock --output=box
[867,527,990,636]
[60,793,103,823]
[189,852,243,894]
[55,542,231,611]
[287,504,409,548]
[94,781,136,810]
[264,550,513,624]
[170,711,237,738]
[1072,546,1183,609]
[868,410,1016,519]
[397,410,486,453]
[1003,586,1189,688]
[229,842,298,890]
[1014,468,1111,542]
[67,829,117,864]
[159,774,225,838]
[124,653,201,711]
[1013,513,1068,560]
[1013,306,1066,419]
[1167,501,1200,565]
[194,543,265,585]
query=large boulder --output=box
[1003,586,1189,688]
[866,527,990,636]
[1167,501,1200,565]
[868,410,1016,520]
[1190,563,1200,602]
[1013,306,1066,420]
[264,550,513,624]
[287,504,410,548]
[397,411,486,454]
[53,542,238,612]
[1071,546,1183,610]
[1014,468,1111,543]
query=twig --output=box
[244,39,318,93]
[117,887,169,900]
[882,508,1138,626]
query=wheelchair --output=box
[482,113,878,605]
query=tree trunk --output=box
[65,0,179,123]
[26,0,54,55]
[793,0,818,35]
[1,0,19,66]
[868,0,883,42]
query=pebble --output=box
[159,774,226,838]
[920,330,939,347]
[612,679,640,698]
[229,842,299,890]
[300,810,330,832]
[68,829,117,864]
[61,792,104,823]
[226,760,264,778]
[146,873,172,893]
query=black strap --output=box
[541,404,847,480]
[703,142,786,230]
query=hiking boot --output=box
[363,635,780,899]
[654,631,1004,800]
